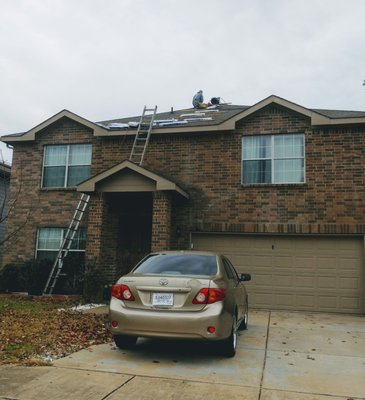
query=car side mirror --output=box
[240,273,251,282]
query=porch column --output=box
[151,191,172,251]
[85,194,119,282]
[85,194,107,265]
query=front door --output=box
[109,193,152,275]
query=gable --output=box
[235,102,311,129]
[1,110,108,143]
[77,160,189,198]
[94,169,157,192]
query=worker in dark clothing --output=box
[192,90,206,108]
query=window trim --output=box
[241,133,305,185]
[41,143,92,189]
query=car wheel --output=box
[113,334,137,349]
[238,297,248,331]
[219,315,237,357]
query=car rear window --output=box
[133,254,217,276]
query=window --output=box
[242,134,305,184]
[42,144,92,188]
[223,257,239,285]
[133,254,217,276]
[36,228,86,261]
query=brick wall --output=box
[145,105,365,236]
[4,106,365,268]
[3,118,93,265]
[151,191,171,251]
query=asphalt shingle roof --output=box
[97,104,250,129]
[311,109,365,119]
[97,103,365,131]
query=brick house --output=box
[1,95,365,313]
[0,162,11,266]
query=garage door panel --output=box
[316,257,338,269]
[318,295,338,309]
[317,276,337,289]
[273,255,293,267]
[341,297,362,309]
[275,293,295,307]
[250,273,273,287]
[295,276,316,288]
[294,256,316,268]
[339,277,361,290]
[251,255,273,267]
[192,234,365,314]
[251,292,274,308]
[339,258,362,269]
[274,274,294,287]
[296,294,316,308]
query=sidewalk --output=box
[1,310,364,400]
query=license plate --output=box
[152,293,173,306]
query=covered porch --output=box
[77,160,189,280]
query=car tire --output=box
[238,297,248,331]
[113,334,137,349]
[219,315,237,357]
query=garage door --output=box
[192,234,365,314]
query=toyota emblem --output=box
[159,278,169,286]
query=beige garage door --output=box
[192,234,365,314]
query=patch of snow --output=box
[57,303,106,312]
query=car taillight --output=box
[193,288,226,304]
[111,284,135,301]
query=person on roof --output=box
[192,90,207,109]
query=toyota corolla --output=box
[109,251,251,357]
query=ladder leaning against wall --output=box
[129,105,157,166]
[43,105,157,295]
[42,194,90,295]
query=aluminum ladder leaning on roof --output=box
[43,105,157,295]
[42,193,90,295]
[129,105,158,165]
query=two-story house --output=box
[1,95,365,313]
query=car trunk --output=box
[120,275,212,311]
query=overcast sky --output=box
[1,0,365,164]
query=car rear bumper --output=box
[109,297,233,340]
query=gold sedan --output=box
[109,251,251,357]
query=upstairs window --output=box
[242,134,305,184]
[42,144,92,188]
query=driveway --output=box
[1,310,364,400]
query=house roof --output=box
[77,160,189,198]
[2,95,365,144]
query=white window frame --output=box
[241,133,305,185]
[41,144,92,188]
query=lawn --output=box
[0,294,111,365]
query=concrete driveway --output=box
[1,310,364,400]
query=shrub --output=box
[0,260,53,295]
[0,257,108,301]
[0,263,28,293]
[82,263,108,303]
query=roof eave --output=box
[311,116,365,126]
[1,109,109,143]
